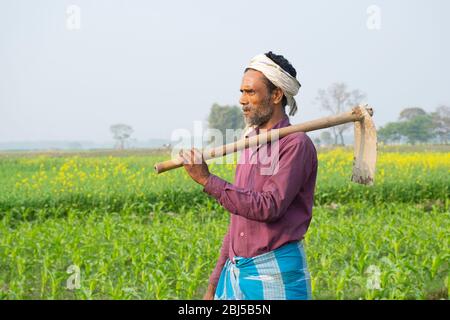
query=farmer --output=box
[179,52,318,300]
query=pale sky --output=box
[1,0,449,142]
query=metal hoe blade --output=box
[351,105,377,185]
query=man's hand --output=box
[203,283,216,300]
[179,148,210,186]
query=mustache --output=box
[242,106,252,112]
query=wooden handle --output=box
[154,157,184,174]
[154,105,373,174]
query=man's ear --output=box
[272,87,284,105]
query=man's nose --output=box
[239,93,248,106]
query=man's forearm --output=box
[209,229,230,286]
[202,140,314,223]
[207,282,217,292]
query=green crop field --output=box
[0,147,449,299]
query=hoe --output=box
[154,105,377,185]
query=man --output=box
[179,52,318,300]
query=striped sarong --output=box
[214,240,312,300]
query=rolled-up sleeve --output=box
[203,138,315,223]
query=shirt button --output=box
[240,232,245,237]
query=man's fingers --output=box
[179,148,204,165]
[179,149,190,165]
[192,148,200,164]
[192,148,204,164]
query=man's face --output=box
[239,69,273,127]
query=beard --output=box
[243,95,273,127]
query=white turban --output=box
[246,54,301,116]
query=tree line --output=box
[378,106,449,145]
[108,83,449,149]
[208,83,449,146]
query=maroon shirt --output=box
[203,115,318,286]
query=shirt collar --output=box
[267,115,290,130]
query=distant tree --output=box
[313,137,321,147]
[128,138,138,149]
[319,131,333,146]
[399,107,427,121]
[110,124,133,150]
[431,105,450,144]
[208,103,245,143]
[401,115,434,144]
[379,107,436,145]
[315,83,366,145]
[378,122,403,144]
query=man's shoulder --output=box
[281,131,316,149]
[279,131,318,162]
